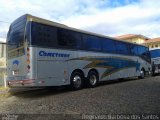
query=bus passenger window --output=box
[83,35,101,51]
[58,29,82,49]
[102,38,116,53]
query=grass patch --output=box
[0,92,11,98]
[0,86,11,98]
[0,86,9,91]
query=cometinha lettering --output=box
[39,51,70,58]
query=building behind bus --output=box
[0,42,6,86]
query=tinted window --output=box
[31,22,57,47]
[138,46,151,62]
[7,15,27,51]
[116,41,130,54]
[58,29,82,49]
[102,38,116,53]
[138,46,146,56]
[150,49,160,58]
[83,35,101,51]
[130,44,138,55]
[138,46,149,56]
[7,15,27,59]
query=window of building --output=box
[151,45,154,48]
[155,44,158,47]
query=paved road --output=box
[0,76,160,119]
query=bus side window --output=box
[101,38,116,53]
[138,46,151,62]
[83,34,101,51]
[130,44,138,55]
[31,22,57,48]
[58,28,82,49]
[115,41,130,55]
[138,46,146,57]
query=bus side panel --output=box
[30,48,151,87]
[35,48,77,86]
[72,51,141,81]
[98,54,141,81]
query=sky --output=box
[0,0,160,42]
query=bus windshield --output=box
[150,49,160,58]
[7,15,27,58]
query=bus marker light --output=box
[38,81,45,84]
[27,60,30,64]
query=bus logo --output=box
[13,60,20,66]
[39,51,70,58]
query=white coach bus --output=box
[150,48,160,74]
[6,14,151,89]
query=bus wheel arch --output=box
[70,69,84,90]
[87,69,99,87]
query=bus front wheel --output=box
[70,72,83,90]
[138,69,145,79]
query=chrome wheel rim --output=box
[73,75,82,88]
[90,75,97,85]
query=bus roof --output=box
[149,47,160,51]
[20,14,147,47]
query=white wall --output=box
[0,39,6,86]
[0,38,6,42]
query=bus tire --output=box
[70,72,83,90]
[138,69,145,79]
[87,71,99,88]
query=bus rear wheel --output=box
[70,72,83,90]
[87,71,99,88]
